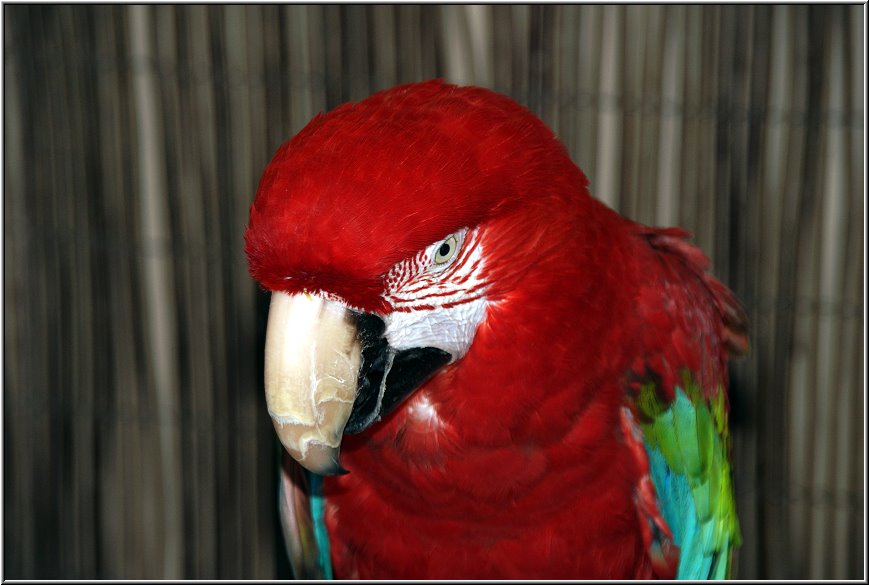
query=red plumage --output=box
[245,80,746,579]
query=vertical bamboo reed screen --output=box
[3,4,864,580]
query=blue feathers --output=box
[645,446,715,579]
[639,383,740,580]
[309,473,334,580]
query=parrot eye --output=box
[433,234,459,266]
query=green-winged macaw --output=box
[244,80,747,579]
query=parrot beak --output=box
[264,291,452,475]
[264,291,360,476]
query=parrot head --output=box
[245,79,616,475]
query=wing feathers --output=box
[628,383,740,579]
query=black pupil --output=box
[438,242,452,258]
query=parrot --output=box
[244,79,748,580]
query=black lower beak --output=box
[344,312,451,435]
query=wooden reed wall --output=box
[2,4,864,580]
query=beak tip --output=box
[294,441,347,477]
[313,462,350,477]
[271,416,349,475]
[306,459,349,477]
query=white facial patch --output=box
[381,227,490,361]
[384,296,488,361]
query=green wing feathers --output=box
[634,374,741,579]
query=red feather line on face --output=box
[384,228,488,312]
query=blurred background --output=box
[2,4,864,580]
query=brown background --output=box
[3,4,864,579]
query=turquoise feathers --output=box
[634,374,741,579]
[309,473,334,579]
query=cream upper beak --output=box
[263,291,361,475]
